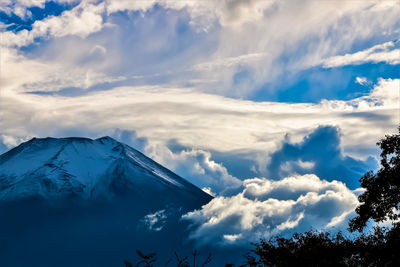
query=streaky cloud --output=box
[322,41,400,68]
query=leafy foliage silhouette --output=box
[245,231,353,267]
[244,226,400,267]
[125,250,157,267]
[349,127,400,232]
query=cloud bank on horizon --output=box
[0,0,399,246]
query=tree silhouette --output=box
[245,225,400,267]
[124,250,212,267]
[349,128,400,232]
[245,231,355,267]
[125,250,156,267]
[173,251,211,267]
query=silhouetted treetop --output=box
[349,128,400,232]
[246,226,400,267]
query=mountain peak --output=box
[0,137,212,204]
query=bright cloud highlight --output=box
[183,174,359,246]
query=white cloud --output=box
[142,209,168,232]
[33,1,104,38]
[190,0,400,96]
[0,0,398,197]
[147,145,242,195]
[0,75,398,163]
[105,0,158,14]
[182,174,359,246]
[279,160,315,177]
[202,187,216,197]
[104,0,278,27]
[0,134,30,148]
[2,0,399,98]
[0,0,77,19]
[276,212,304,231]
[1,1,105,47]
[0,47,123,95]
[355,77,369,86]
[0,0,46,18]
[322,41,400,68]
[367,78,400,106]
[192,53,267,72]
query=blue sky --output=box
[0,1,76,32]
[0,0,399,246]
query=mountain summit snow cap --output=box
[0,136,212,204]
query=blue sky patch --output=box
[0,1,77,32]
[252,63,400,103]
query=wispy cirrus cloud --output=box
[322,41,400,68]
[0,78,397,194]
[1,0,399,98]
[0,76,397,159]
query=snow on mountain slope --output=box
[0,136,212,204]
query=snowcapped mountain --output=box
[0,136,215,267]
[0,136,211,205]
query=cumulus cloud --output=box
[322,41,400,68]
[267,126,377,189]
[0,0,78,19]
[0,134,31,154]
[0,0,47,18]
[182,174,359,246]
[32,1,104,38]
[148,145,242,195]
[202,187,216,197]
[111,129,240,195]
[1,1,104,47]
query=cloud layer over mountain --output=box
[0,0,399,246]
